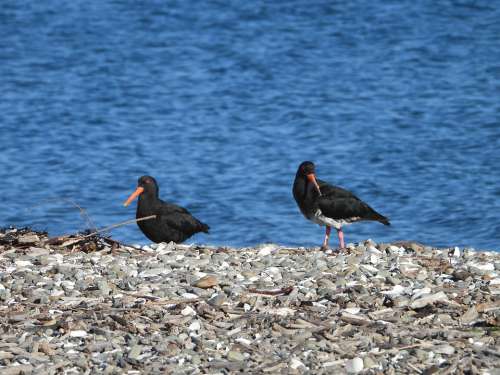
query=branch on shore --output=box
[246,286,295,296]
[47,215,156,248]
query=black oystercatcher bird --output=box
[123,176,209,243]
[293,161,390,250]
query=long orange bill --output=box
[306,173,322,196]
[123,186,144,207]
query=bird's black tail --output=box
[365,205,390,226]
[200,222,210,233]
[376,214,390,226]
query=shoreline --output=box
[0,228,499,373]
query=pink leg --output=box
[321,226,331,250]
[337,228,345,249]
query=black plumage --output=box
[293,161,389,250]
[124,176,209,243]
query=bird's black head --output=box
[138,176,158,190]
[296,161,321,195]
[123,175,159,207]
[297,161,316,177]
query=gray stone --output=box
[345,357,364,373]
[410,291,449,309]
[97,280,111,296]
[18,234,40,244]
[461,306,479,325]
[227,350,245,362]
[434,344,455,355]
[207,293,226,307]
[128,345,142,361]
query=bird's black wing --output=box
[156,201,210,234]
[317,196,377,220]
[317,179,362,200]
[317,180,390,224]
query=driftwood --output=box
[47,215,156,248]
[246,286,294,296]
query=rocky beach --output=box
[0,227,499,374]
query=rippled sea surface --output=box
[1,1,499,249]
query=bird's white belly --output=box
[310,209,358,229]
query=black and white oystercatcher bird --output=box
[123,176,209,243]
[293,161,390,250]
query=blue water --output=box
[1,1,499,250]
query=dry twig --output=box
[246,286,294,296]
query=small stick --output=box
[407,362,423,374]
[80,215,156,239]
[148,297,202,305]
[371,342,431,356]
[52,215,156,247]
[119,290,160,301]
[246,286,294,296]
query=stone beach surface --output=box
[0,228,499,374]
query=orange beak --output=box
[123,186,144,207]
[306,173,322,196]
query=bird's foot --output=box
[336,247,350,254]
[321,246,348,256]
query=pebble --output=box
[0,228,498,374]
[18,234,40,244]
[188,320,201,331]
[461,306,479,325]
[0,351,14,360]
[181,306,197,316]
[290,357,306,370]
[192,275,218,289]
[227,350,245,362]
[0,364,34,375]
[345,357,364,373]
[363,356,377,369]
[257,244,278,257]
[410,291,449,309]
[207,293,226,307]
[469,262,495,275]
[412,287,431,300]
[383,285,405,297]
[128,345,142,361]
[69,330,87,338]
[434,344,455,355]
